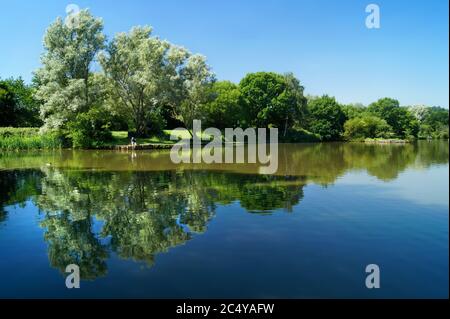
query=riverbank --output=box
[0,128,318,150]
[109,143,174,150]
[2,127,444,151]
[362,138,411,144]
[0,127,63,150]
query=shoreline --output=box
[360,138,411,144]
[3,136,448,152]
[0,139,419,151]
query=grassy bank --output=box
[0,128,178,151]
[2,127,418,151]
[106,127,321,148]
[105,130,211,147]
[362,138,411,144]
[345,137,413,144]
[0,127,353,151]
[0,127,62,150]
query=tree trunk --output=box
[135,120,147,137]
[84,69,89,111]
[134,109,148,138]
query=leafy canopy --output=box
[307,95,347,141]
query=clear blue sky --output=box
[0,0,448,107]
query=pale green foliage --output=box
[34,10,105,131]
[100,26,172,136]
[100,26,214,135]
[409,105,430,122]
[177,55,215,132]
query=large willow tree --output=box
[100,26,214,137]
[34,9,105,131]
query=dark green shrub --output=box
[66,108,112,148]
[281,127,321,142]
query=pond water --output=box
[0,141,448,298]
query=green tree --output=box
[175,55,215,135]
[409,105,429,123]
[66,106,112,148]
[342,103,367,120]
[279,72,308,136]
[201,81,241,129]
[367,98,419,138]
[100,26,174,137]
[424,107,449,127]
[0,77,41,127]
[306,95,347,141]
[343,115,393,140]
[416,106,449,139]
[239,72,304,131]
[0,82,16,126]
[100,26,214,137]
[34,9,105,131]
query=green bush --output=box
[66,108,112,148]
[281,127,321,142]
[0,129,62,150]
[367,98,419,138]
[0,78,41,127]
[146,108,167,135]
[344,116,394,140]
[418,123,449,140]
[0,127,40,138]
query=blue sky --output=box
[0,0,448,107]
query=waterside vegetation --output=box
[1,9,448,150]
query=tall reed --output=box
[0,128,62,150]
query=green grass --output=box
[362,138,410,143]
[108,128,322,146]
[0,128,62,150]
[0,128,220,150]
[107,130,218,147]
[107,131,175,146]
[0,127,40,138]
[0,127,323,150]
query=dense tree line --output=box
[0,77,41,127]
[0,9,448,147]
[343,99,448,140]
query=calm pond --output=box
[0,141,448,298]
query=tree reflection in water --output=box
[0,141,448,279]
[36,169,306,279]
